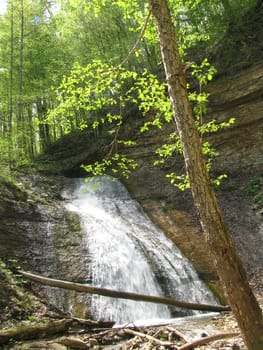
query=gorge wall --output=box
[0,176,94,317]
[121,64,263,297]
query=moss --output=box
[206,281,228,306]
[0,176,27,201]
[245,175,263,210]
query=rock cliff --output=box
[0,176,93,316]
[122,64,263,293]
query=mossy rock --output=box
[0,176,27,202]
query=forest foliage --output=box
[0,0,259,178]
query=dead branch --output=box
[124,328,178,348]
[19,270,230,312]
[177,331,240,350]
[119,11,151,67]
[54,336,89,349]
[166,326,189,342]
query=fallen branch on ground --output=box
[166,326,189,342]
[19,270,230,312]
[124,328,177,348]
[53,336,89,349]
[177,331,240,350]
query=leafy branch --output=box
[48,59,235,188]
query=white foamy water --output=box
[65,176,217,324]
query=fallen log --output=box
[0,318,114,346]
[0,319,73,345]
[19,270,230,312]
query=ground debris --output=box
[3,270,263,349]
[0,318,246,350]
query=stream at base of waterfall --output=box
[64,176,218,325]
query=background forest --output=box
[0,0,261,175]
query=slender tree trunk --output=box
[148,0,263,349]
[37,98,51,151]
[18,0,24,120]
[26,105,35,157]
[17,0,24,152]
[8,0,14,167]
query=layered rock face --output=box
[0,176,92,316]
[120,64,263,296]
[207,64,263,173]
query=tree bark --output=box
[148,0,263,349]
[19,270,229,312]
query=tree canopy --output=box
[0,0,259,170]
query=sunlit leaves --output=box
[141,59,235,190]
[48,58,234,189]
[166,173,190,191]
[111,0,142,20]
[47,61,137,132]
[128,70,173,131]
[198,117,235,135]
[117,140,136,146]
[82,153,138,179]
[65,0,107,17]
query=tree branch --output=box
[119,11,151,67]
[124,328,177,348]
[177,332,240,350]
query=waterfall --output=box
[65,176,217,324]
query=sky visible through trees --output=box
[0,1,7,14]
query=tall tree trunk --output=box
[17,0,24,151]
[26,105,35,157]
[148,0,263,349]
[37,98,51,151]
[8,0,14,167]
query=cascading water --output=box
[65,176,217,324]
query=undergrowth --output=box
[0,259,41,326]
[245,175,263,211]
